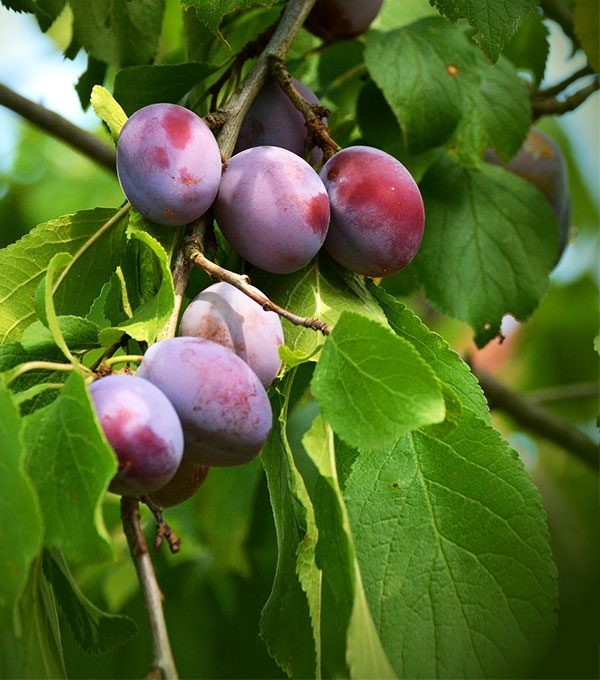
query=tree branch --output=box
[0,83,117,172]
[532,77,600,120]
[471,366,599,471]
[120,498,179,680]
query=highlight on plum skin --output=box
[213,145,330,274]
[179,281,284,388]
[304,0,383,43]
[234,77,326,165]
[116,103,222,226]
[319,145,425,278]
[148,456,210,508]
[136,337,273,467]
[88,374,184,498]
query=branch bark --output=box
[120,498,179,680]
[0,83,117,172]
[471,365,599,471]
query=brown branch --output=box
[532,77,599,120]
[471,366,599,471]
[0,83,117,172]
[120,498,179,679]
[533,65,594,98]
[188,245,330,334]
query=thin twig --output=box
[471,365,599,471]
[533,65,594,98]
[188,246,330,334]
[0,83,117,172]
[120,498,179,680]
[532,77,599,120]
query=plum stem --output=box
[141,496,182,554]
[187,245,330,335]
[120,497,179,679]
[268,55,342,161]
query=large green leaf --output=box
[184,0,276,39]
[364,17,531,161]
[22,372,117,564]
[339,409,558,678]
[430,0,538,63]
[368,284,490,423]
[42,550,137,655]
[252,253,389,362]
[0,207,128,345]
[0,384,43,629]
[113,63,219,116]
[301,416,396,679]
[311,312,446,451]
[416,155,558,346]
[69,0,166,67]
[574,0,599,71]
[0,556,66,679]
[260,387,318,679]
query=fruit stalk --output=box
[120,497,179,679]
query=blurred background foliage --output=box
[0,0,598,677]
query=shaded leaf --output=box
[22,372,117,564]
[416,155,558,346]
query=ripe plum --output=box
[234,77,326,164]
[213,146,330,274]
[89,374,184,498]
[305,0,383,42]
[149,456,209,508]
[116,103,222,226]
[137,337,272,467]
[485,128,571,261]
[319,146,425,277]
[179,281,284,388]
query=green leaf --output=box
[339,408,558,678]
[364,20,463,154]
[98,229,175,345]
[69,0,166,67]
[416,155,558,346]
[42,550,137,655]
[0,556,66,679]
[574,0,599,71]
[251,253,389,362]
[502,9,550,86]
[185,0,276,39]
[429,0,538,63]
[0,207,129,345]
[113,63,219,116]
[22,372,117,564]
[301,416,396,679]
[311,312,445,451]
[364,18,531,161]
[90,86,128,141]
[260,386,318,678]
[368,284,490,423]
[21,316,101,353]
[0,384,43,630]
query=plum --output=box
[319,145,425,277]
[116,103,222,226]
[179,281,284,388]
[485,128,571,262]
[136,337,272,467]
[213,145,330,274]
[89,374,184,498]
[234,77,326,164]
[148,456,210,508]
[304,0,383,42]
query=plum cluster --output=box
[117,99,425,278]
[90,282,283,507]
